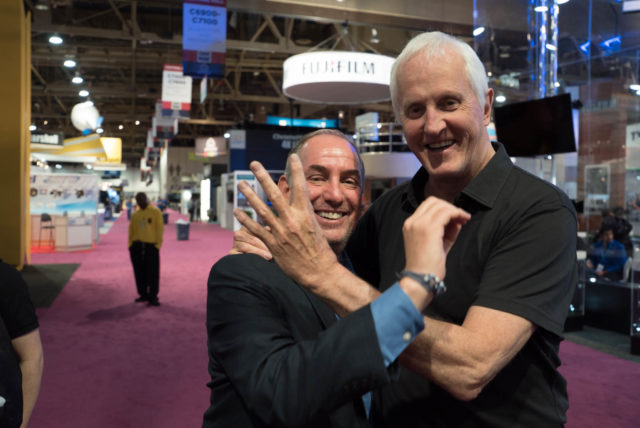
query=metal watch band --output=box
[396,270,447,295]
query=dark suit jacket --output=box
[203,254,390,428]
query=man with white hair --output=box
[235,31,577,427]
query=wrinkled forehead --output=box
[299,136,359,169]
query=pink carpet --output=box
[560,340,640,427]
[29,210,232,427]
[27,210,640,427]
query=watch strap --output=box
[396,270,447,295]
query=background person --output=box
[233,31,577,427]
[587,224,627,280]
[128,192,164,306]
[0,260,44,428]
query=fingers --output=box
[233,208,276,251]
[287,154,310,209]
[249,161,290,216]
[230,226,273,260]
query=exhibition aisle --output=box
[29,210,232,428]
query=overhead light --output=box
[370,28,379,44]
[43,120,48,125]
[546,44,557,51]
[118,124,124,130]
[48,35,63,45]
[35,0,49,10]
[554,82,561,88]
[224,132,231,138]
[78,89,90,97]
[135,120,140,125]
[495,95,507,103]
[473,27,485,37]
[534,6,548,12]
[630,84,640,90]
[96,128,104,134]
[55,164,62,169]
[557,0,570,4]
[63,59,76,68]
[72,75,83,84]
[29,124,37,131]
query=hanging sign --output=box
[161,64,192,118]
[182,0,227,78]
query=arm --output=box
[234,158,574,402]
[128,213,134,248]
[206,255,389,427]
[155,209,164,249]
[11,329,43,428]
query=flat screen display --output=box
[493,93,576,157]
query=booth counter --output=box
[31,214,95,251]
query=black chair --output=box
[39,213,55,247]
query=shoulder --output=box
[505,166,575,216]
[209,254,286,285]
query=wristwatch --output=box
[396,270,447,296]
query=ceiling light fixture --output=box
[534,6,548,12]
[370,29,379,44]
[35,0,49,10]
[495,95,507,103]
[78,89,90,97]
[29,124,37,131]
[72,75,83,84]
[630,84,640,91]
[64,59,76,68]
[473,27,485,37]
[135,120,140,125]
[118,124,124,130]
[96,128,104,134]
[48,35,63,45]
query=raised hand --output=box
[233,155,338,287]
[402,196,471,280]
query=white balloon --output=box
[70,102,100,132]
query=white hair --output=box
[390,31,489,119]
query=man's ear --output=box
[277,175,291,198]
[483,88,494,126]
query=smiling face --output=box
[278,135,362,254]
[396,49,495,196]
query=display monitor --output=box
[493,93,576,157]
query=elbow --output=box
[446,365,496,402]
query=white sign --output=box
[229,129,246,149]
[162,64,192,104]
[283,51,395,104]
[30,173,99,215]
[182,0,227,78]
[627,123,640,148]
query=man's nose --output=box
[423,108,445,135]
[322,180,344,205]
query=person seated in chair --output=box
[587,225,627,280]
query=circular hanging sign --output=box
[282,51,395,104]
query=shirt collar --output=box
[404,142,513,209]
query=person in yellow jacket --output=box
[128,192,164,306]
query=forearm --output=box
[398,308,535,401]
[12,330,44,427]
[299,262,381,317]
[20,356,43,427]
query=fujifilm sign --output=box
[283,51,394,104]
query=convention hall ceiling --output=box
[24,0,640,163]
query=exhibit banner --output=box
[182,0,227,78]
[161,64,192,118]
[30,173,99,215]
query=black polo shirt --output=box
[347,142,577,427]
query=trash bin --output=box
[162,212,169,224]
[176,222,190,240]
